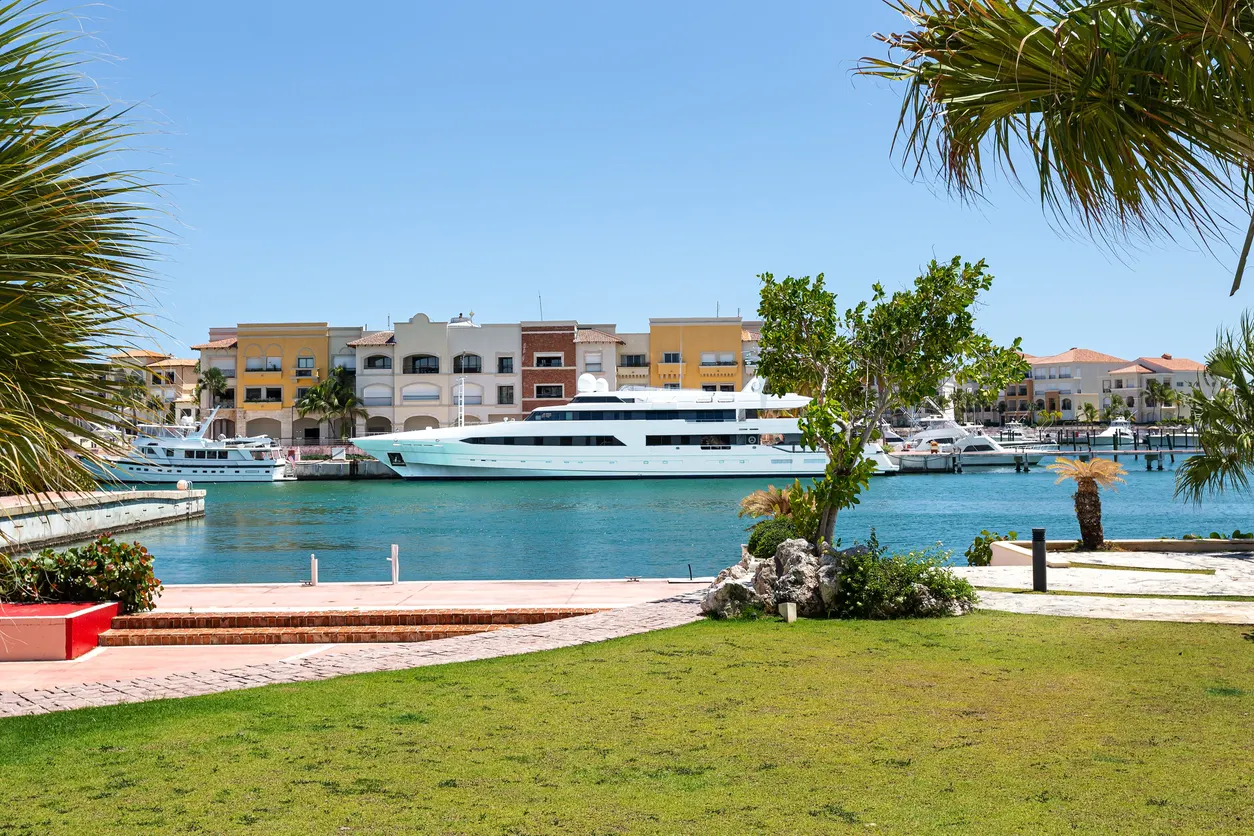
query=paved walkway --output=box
[977,591,1254,624]
[0,598,702,718]
[153,579,702,611]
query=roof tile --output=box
[573,328,624,344]
[190,337,237,350]
[346,330,395,347]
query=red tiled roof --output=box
[190,337,237,350]
[741,329,760,342]
[347,331,395,347]
[1109,363,1153,375]
[110,348,169,362]
[148,357,198,368]
[1029,348,1127,365]
[574,328,624,344]
[1137,354,1206,372]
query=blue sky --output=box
[89,1,1240,361]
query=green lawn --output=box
[2,613,1252,834]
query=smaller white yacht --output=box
[892,417,1047,467]
[82,408,291,483]
[1091,417,1137,448]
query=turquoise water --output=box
[134,461,1254,584]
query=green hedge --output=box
[0,534,162,613]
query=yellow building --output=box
[648,317,744,391]
[228,323,335,442]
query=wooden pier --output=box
[889,447,1199,474]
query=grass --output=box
[974,587,1254,602]
[1067,562,1216,576]
[1,613,1252,833]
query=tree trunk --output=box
[1073,481,1104,550]
[819,503,838,549]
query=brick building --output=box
[521,322,579,412]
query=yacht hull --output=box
[83,458,289,483]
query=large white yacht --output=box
[354,377,898,479]
[82,408,290,483]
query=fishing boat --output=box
[81,408,290,483]
[353,376,899,479]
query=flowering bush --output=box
[0,534,162,613]
[829,533,976,619]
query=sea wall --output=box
[293,460,398,480]
[0,490,205,551]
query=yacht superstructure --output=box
[82,408,290,483]
[354,377,898,479]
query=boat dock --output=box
[891,448,1199,474]
[0,489,205,551]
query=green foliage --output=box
[0,2,161,495]
[965,529,1017,566]
[1176,313,1254,503]
[746,518,799,560]
[859,0,1254,294]
[0,535,162,613]
[829,532,977,619]
[297,366,368,440]
[756,257,1027,544]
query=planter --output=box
[989,538,1254,567]
[0,601,119,661]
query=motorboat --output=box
[81,407,291,483]
[1091,417,1137,448]
[892,417,1048,467]
[353,376,899,479]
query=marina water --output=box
[136,464,1253,584]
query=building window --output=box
[497,356,513,374]
[303,427,319,441]
[404,354,439,374]
[297,356,315,369]
[662,352,681,364]
[585,352,603,373]
[163,371,176,384]
[1017,385,1027,396]
[453,353,482,374]
[244,387,262,402]
[296,387,310,401]
[265,356,282,372]
[498,385,515,405]
[266,387,282,402]
[534,354,563,368]
[701,384,717,392]
[245,356,263,372]
[700,352,735,366]
[1127,397,1135,408]
[663,383,680,390]
[720,385,735,392]
[1061,398,1072,411]
[619,354,647,367]
[535,384,564,399]
[365,354,392,370]
[1035,399,1045,410]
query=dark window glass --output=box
[535,355,563,368]
[497,356,513,374]
[498,385,514,405]
[453,354,482,374]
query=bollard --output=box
[310,553,318,586]
[1032,528,1047,592]
[389,544,399,584]
[778,602,797,623]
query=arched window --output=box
[453,353,481,374]
[361,383,392,405]
[365,354,392,370]
[453,381,483,404]
[403,354,439,374]
[1061,398,1072,411]
[402,383,440,402]
[1035,399,1045,411]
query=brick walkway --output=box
[0,598,703,718]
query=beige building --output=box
[615,332,650,388]
[109,349,200,424]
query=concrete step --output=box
[98,623,513,647]
[112,608,602,631]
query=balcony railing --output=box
[699,361,738,367]
[293,368,319,379]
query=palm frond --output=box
[1046,456,1127,489]
[0,1,161,499]
[738,485,793,519]
[858,0,1254,291]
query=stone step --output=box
[112,608,602,631]
[98,623,513,647]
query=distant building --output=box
[108,349,200,423]
[648,317,744,393]
[615,332,650,388]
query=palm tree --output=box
[296,367,368,441]
[0,3,158,497]
[1176,314,1254,502]
[196,367,229,410]
[1047,457,1127,549]
[1079,402,1100,428]
[859,1,1254,295]
[738,485,793,520]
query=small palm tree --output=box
[1047,458,1127,550]
[196,366,229,410]
[738,485,793,519]
[1079,402,1100,428]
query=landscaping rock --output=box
[752,558,778,613]
[701,578,765,619]
[772,539,826,618]
[714,551,764,585]
[818,544,869,610]
[911,581,975,617]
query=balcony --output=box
[292,368,320,381]
[699,361,738,367]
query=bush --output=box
[747,517,798,559]
[0,534,162,613]
[964,529,1017,566]
[830,534,976,619]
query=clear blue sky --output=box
[88,0,1241,361]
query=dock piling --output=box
[310,553,318,586]
[389,544,400,584]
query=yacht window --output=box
[465,436,624,447]
[195,450,206,459]
[184,451,195,459]
[164,449,173,457]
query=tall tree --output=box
[0,2,158,496]
[859,1,1254,294]
[195,366,229,410]
[757,256,1027,545]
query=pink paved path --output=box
[0,588,704,717]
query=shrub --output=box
[830,535,976,619]
[964,529,1017,566]
[747,517,799,559]
[0,534,162,613]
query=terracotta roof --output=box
[741,329,760,342]
[148,357,198,368]
[1137,354,1206,372]
[347,330,395,347]
[191,337,237,350]
[1028,348,1127,365]
[573,328,624,344]
[1109,363,1153,375]
[110,349,169,362]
